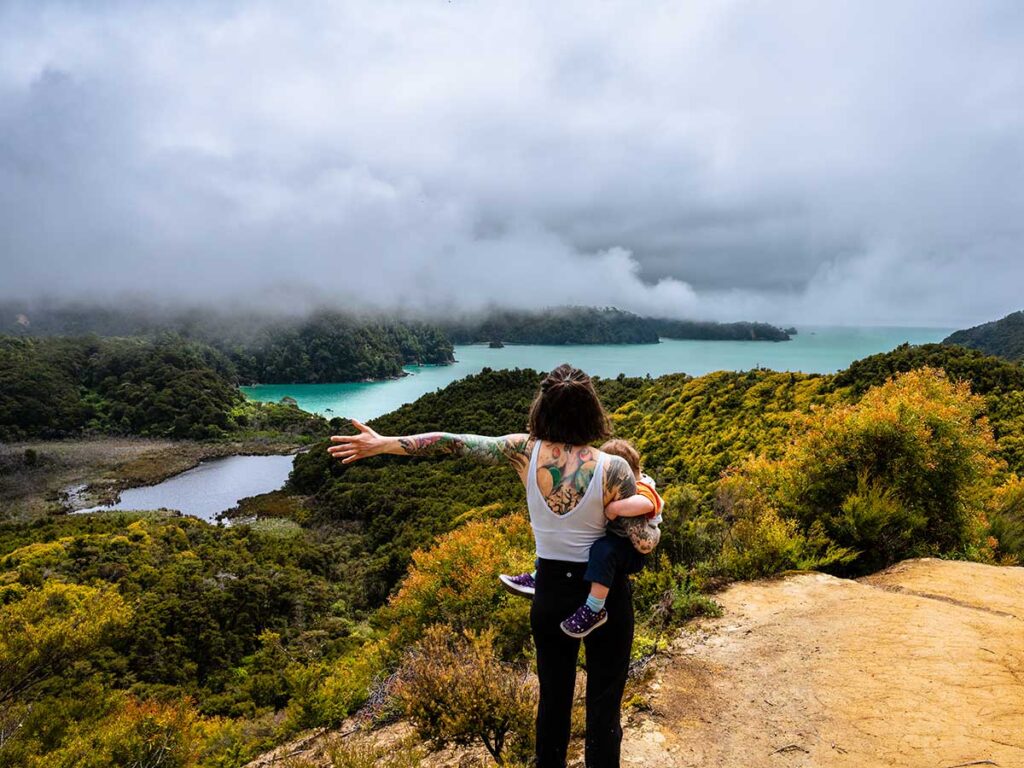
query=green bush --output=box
[717,368,1002,575]
[36,696,202,768]
[986,474,1024,562]
[394,625,535,766]
[383,512,534,660]
[718,506,855,580]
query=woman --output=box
[328,363,637,767]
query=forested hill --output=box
[442,306,791,344]
[3,343,1024,766]
[944,309,1024,362]
[0,335,329,441]
[1,304,454,383]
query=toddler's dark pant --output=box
[531,558,635,768]
[583,532,646,588]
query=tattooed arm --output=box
[327,419,532,474]
[602,455,637,506]
[602,456,659,554]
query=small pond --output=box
[78,454,295,522]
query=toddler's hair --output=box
[600,438,640,475]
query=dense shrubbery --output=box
[383,511,534,658]
[0,512,369,766]
[444,307,660,344]
[717,368,1001,574]
[218,311,453,384]
[613,369,834,495]
[4,342,1024,765]
[37,696,202,768]
[0,335,242,440]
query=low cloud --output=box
[1,0,1022,326]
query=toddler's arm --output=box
[605,494,655,520]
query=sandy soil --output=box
[248,558,1024,768]
[622,558,1024,768]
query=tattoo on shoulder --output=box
[605,456,637,502]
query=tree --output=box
[0,581,130,706]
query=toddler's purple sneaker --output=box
[560,604,608,638]
[499,572,536,598]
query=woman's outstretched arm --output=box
[328,419,532,472]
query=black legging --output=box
[530,557,635,767]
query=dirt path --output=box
[623,558,1024,767]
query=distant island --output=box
[443,306,791,345]
[944,309,1024,362]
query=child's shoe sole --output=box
[560,613,608,639]
[499,574,535,598]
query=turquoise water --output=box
[241,326,953,421]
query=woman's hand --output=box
[328,419,392,464]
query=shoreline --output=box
[1,436,307,522]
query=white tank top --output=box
[527,439,608,562]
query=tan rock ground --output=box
[250,558,1024,768]
[624,558,1024,768]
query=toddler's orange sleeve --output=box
[636,481,663,519]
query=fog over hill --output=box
[1,2,1023,326]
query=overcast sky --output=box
[1,1,1022,326]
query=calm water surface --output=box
[242,325,952,421]
[79,454,295,522]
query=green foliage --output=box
[231,398,330,440]
[832,341,1024,396]
[649,317,790,342]
[0,335,243,440]
[655,484,726,568]
[0,514,363,717]
[0,581,130,705]
[613,368,834,494]
[720,368,1000,574]
[944,309,1024,362]
[986,474,1024,562]
[384,512,535,659]
[395,625,535,765]
[444,306,660,344]
[285,640,390,730]
[35,696,202,768]
[718,506,856,579]
[2,304,455,384]
[631,557,722,631]
[220,311,454,384]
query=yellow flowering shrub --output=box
[384,510,535,659]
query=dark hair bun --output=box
[528,364,610,445]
